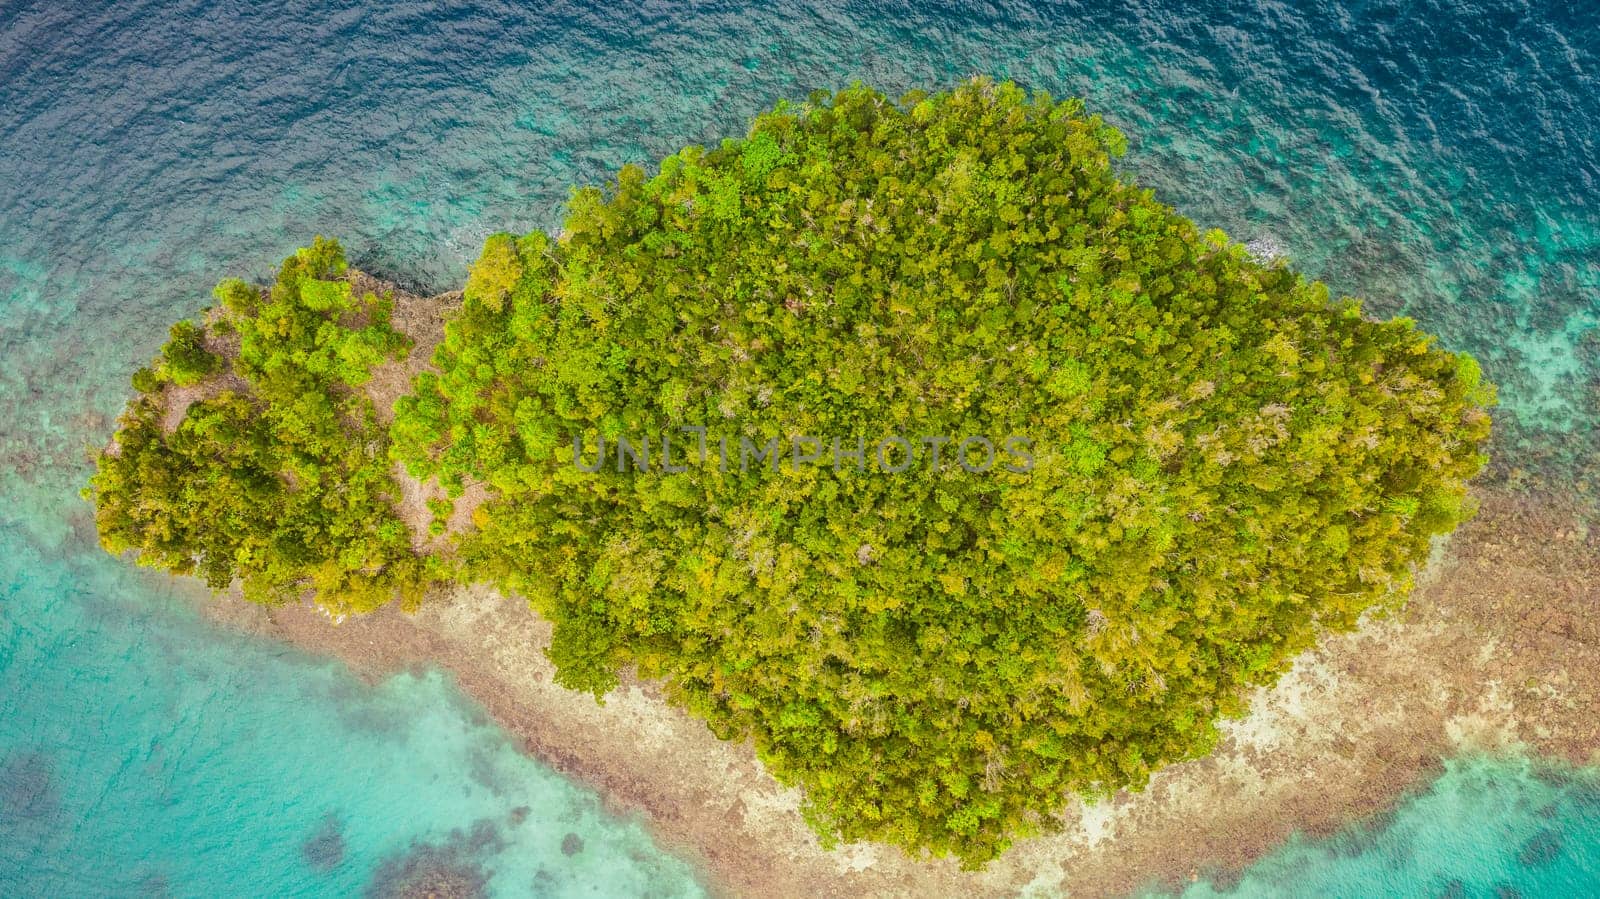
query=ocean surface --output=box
[0,1,1595,896]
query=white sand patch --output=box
[1066,796,1123,847]
[830,842,881,873]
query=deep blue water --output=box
[0,1,1595,896]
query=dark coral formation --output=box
[1515,828,1563,868]
[0,751,58,822]
[365,819,505,899]
[302,814,347,873]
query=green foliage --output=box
[391,79,1493,867]
[214,277,260,316]
[388,229,557,497]
[462,232,524,313]
[87,237,426,615]
[94,80,1494,869]
[130,366,161,395]
[156,320,221,386]
[232,235,410,394]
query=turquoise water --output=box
[1168,757,1600,898]
[0,525,705,896]
[0,1,1595,895]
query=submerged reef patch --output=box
[0,751,58,823]
[364,819,505,899]
[301,814,347,873]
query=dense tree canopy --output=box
[87,238,427,614]
[95,80,1493,867]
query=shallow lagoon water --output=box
[0,1,1595,895]
[1167,756,1600,897]
[0,530,706,896]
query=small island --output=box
[86,80,1494,871]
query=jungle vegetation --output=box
[91,80,1494,867]
[86,237,428,615]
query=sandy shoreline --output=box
[199,481,1600,897]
